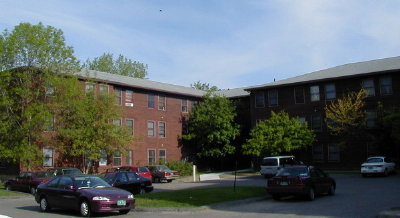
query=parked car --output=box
[148,165,179,183]
[260,156,303,178]
[45,167,83,177]
[35,174,135,217]
[118,166,153,181]
[266,166,336,201]
[103,171,153,195]
[361,156,396,177]
[5,171,51,195]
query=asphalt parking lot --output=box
[1,173,399,218]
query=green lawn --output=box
[0,184,26,197]
[136,186,265,207]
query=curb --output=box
[134,195,269,212]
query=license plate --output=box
[280,181,288,186]
[117,200,126,206]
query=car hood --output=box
[80,187,131,197]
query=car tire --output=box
[328,184,335,196]
[272,194,281,201]
[306,187,315,201]
[139,187,146,195]
[40,197,51,212]
[167,179,172,183]
[119,209,130,214]
[30,187,36,195]
[80,200,91,217]
[5,184,12,191]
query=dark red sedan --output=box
[35,174,135,216]
[266,166,336,201]
[5,171,51,195]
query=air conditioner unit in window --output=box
[125,103,134,107]
[159,106,166,110]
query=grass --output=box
[136,186,265,207]
[0,184,26,197]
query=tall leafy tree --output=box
[243,111,315,156]
[83,53,148,79]
[0,22,80,169]
[49,77,133,173]
[325,89,368,147]
[190,81,219,93]
[181,94,240,158]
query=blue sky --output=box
[1,1,400,89]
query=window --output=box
[158,122,166,138]
[268,90,278,106]
[366,111,377,128]
[126,150,133,165]
[148,94,155,108]
[85,83,95,94]
[255,91,265,107]
[115,88,122,105]
[158,96,166,110]
[192,101,198,108]
[113,150,121,166]
[325,84,336,100]
[45,114,56,131]
[125,90,134,106]
[99,84,108,94]
[182,99,188,112]
[113,119,121,126]
[99,149,107,166]
[294,87,305,104]
[313,144,324,161]
[328,144,340,161]
[43,148,54,167]
[45,86,55,97]
[159,150,166,163]
[58,176,73,188]
[380,76,392,95]
[126,119,134,135]
[362,79,375,96]
[147,121,155,137]
[310,86,320,101]
[298,116,306,124]
[311,115,322,131]
[148,149,156,165]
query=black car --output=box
[266,166,336,201]
[103,171,153,195]
[45,168,83,177]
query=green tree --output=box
[83,53,148,79]
[181,94,240,157]
[243,111,315,156]
[324,89,368,147]
[50,77,133,173]
[190,81,219,93]
[0,22,80,169]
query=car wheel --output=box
[40,197,51,212]
[306,187,315,201]
[119,209,130,214]
[80,200,91,217]
[272,194,281,201]
[30,187,36,195]
[328,184,335,196]
[139,187,146,195]
[5,184,12,191]
[167,179,172,183]
[384,169,389,177]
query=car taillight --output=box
[165,172,170,176]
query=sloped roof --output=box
[215,88,250,98]
[246,56,400,91]
[75,70,207,98]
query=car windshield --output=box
[75,176,111,189]
[35,172,47,178]
[138,167,149,173]
[261,159,278,166]
[276,167,309,177]
[366,158,383,163]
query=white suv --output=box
[260,156,302,178]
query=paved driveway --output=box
[1,173,399,217]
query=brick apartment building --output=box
[245,56,400,168]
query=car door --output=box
[15,172,26,191]
[114,172,130,191]
[126,172,142,194]
[309,168,325,194]
[21,172,32,192]
[56,176,78,210]
[43,177,62,207]
[316,169,331,192]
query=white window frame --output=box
[126,119,134,135]
[310,85,320,101]
[125,89,134,103]
[148,93,155,108]
[99,149,107,166]
[43,147,54,167]
[115,87,122,105]
[182,99,188,112]
[148,149,156,165]
[147,121,155,137]
[159,149,166,163]
[126,150,133,165]
[158,121,166,138]
[99,84,109,94]
[113,150,122,166]
[158,95,166,111]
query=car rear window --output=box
[366,158,383,163]
[276,167,309,176]
[63,169,83,175]
[261,159,278,166]
[138,167,149,173]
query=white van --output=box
[260,156,301,178]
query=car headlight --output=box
[128,194,134,199]
[92,196,110,201]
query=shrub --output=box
[166,161,193,176]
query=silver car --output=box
[361,156,396,177]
